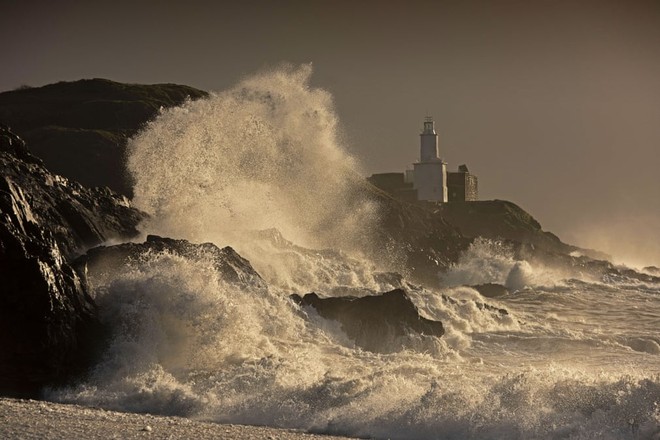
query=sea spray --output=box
[127,64,378,262]
[440,238,569,291]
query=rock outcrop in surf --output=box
[76,235,267,291]
[291,289,445,352]
[0,78,624,286]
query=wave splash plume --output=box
[127,64,376,255]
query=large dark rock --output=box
[471,283,509,298]
[291,289,444,352]
[0,126,146,396]
[76,235,266,290]
[0,78,208,196]
[370,194,644,286]
[0,178,97,397]
[0,130,146,258]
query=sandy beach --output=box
[0,398,357,440]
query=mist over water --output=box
[52,66,660,439]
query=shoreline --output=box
[0,398,358,440]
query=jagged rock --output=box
[0,123,33,162]
[0,203,98,396]
[291,289,444,352]
[0,166,93,395]
[471,283,509,298]
[0,127,146,258]
[0,126,145,396]
[76,235,266,290]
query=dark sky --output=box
[3,0,660,266]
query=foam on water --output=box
[51,66,660,439]
[50,247,660,439]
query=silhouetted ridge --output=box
[0,78,208,196]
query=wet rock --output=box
[0,174,94,396]
[471,283,509,298]
[0,127,145,258]
[76,235,266,290]
[476,302,509,316]
[291,289,444,352]
[0,126,145,396]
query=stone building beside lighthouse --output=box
[368,116,478,203]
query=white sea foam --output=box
[440,238,573,292]
[50,246,660,440]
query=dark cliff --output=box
[0,79,208,196]
[0,126,146,396]
[437,200,609,260]
[363,187,628,286]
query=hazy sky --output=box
[2,0,659,266]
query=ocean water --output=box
[50,66,660,440]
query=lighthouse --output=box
[413,117,448,202]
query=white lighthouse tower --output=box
[413,117,448,202]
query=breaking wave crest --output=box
[440,238,568,291]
